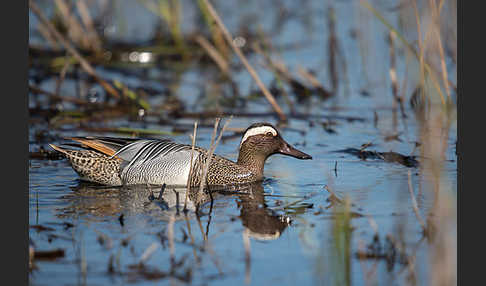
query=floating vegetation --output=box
[335,148,419,168]
[28,0,456,285]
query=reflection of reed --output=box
[56,180,293,283]
[58,181,291,241]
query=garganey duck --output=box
[49,122,312,187]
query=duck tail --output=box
[49,144,68,155]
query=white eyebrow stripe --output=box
[240,126,277,147]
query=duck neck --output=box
[237,148,267,179]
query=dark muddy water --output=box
[29,0,456,285]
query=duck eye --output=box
[266,132,274,137]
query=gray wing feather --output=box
[115,139,196,185]
[112,139,191,168]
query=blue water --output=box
[29,0,456,285]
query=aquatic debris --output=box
[321,120,338,134]
[34,248,65,261]
[126,253,192,283]
[335,148,419,168]
[118,214,125,227]
[30,225,56,232]
[95,230,114,250]
[29,147,64,160]
[384,133,403,142]
[29,239,36,271]
[355,234,409,272]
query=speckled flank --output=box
[60,149,123,186]
[58,146,258,187]
[189,147,259,187]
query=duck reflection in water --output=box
[58,181,291,241]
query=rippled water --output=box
[29,108,456,285]
[29,0,456,285]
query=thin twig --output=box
[195,35,230,76]
[297,66,326,92]
[36,22,61,50]
[361,0,447,105]
[198,118,220,197]
[429,0,451,100]
[29,1,121,99]
[139,242,159,265]
[195,213,207,241]
[54,0,89,49]
[185,121,198,212]
[29,84,91,105]
[328,6,338,94]
[55,56,72,97]
[201,0,287,122]
[197,116,233,197]
[168,214,175,265]
[388,31,407,118]
[243,228,251,285]
[407,170,427,233]
[273,190,321,211]
[184,214,199,263]
[173,189,180,216]
[76,0,103,52]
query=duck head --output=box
[237,123,312,177]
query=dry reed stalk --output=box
[429,192,456,286]
[94,229,114,250]
[76,0,103,52]
[388,31,398,109]
[243,228,251,285]
[361,0,447,105]
[388,31,407,118]
[36,23,61,50]
[168,214,175,265]
[195,214,207,241]
[328,6,338,94]
[198,118,220,196]
[400,54,410,106]
[252,43,288,78]
[202,236,224,275]
[195,214,224,275]
[30,1,121,100]
[365,214,379,236]
[29,84,91,105]
[79,235,87,282]
[184,121,198,212]
[428,0,451,100]
[357,239,378,286]
[255,40,332,102]
[139,242,159,264]
[253,43,317,102]
[196,0,229,58]
[296,65,332,98]
[414,97,455,285]
[411,0,427,97]
[54,0,90,49]
[415,0,447,106]
[201,0,287,122]
[55,57,71,96]
[412,0,449,106]
[197,117,233,197]
[195,35,230,76]
[184,215,199,263]
[407,170,427,233]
